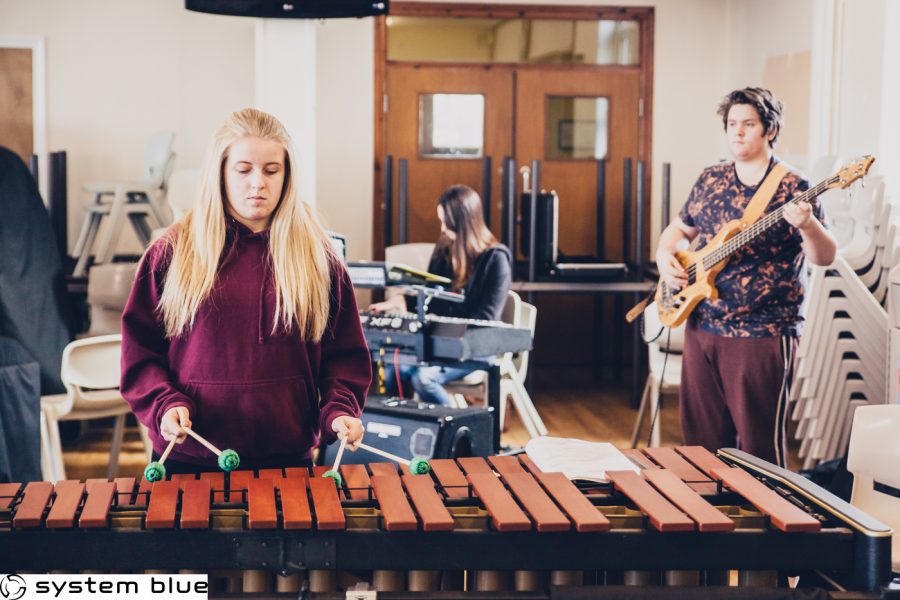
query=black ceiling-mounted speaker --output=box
[185,0,388,19]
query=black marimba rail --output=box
[0,525,888,592]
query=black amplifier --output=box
[321,397,495,465]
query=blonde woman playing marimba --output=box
[121,108,370,475]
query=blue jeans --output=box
[382,363,477,406]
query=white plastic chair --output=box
[71,131,176,276]
[630,303,685,448]
[498,299,545,438]
[40,334,152,482]
[846,404,900,572]
[442,293,519,404]
[444,291,547,439]
[82,262,139,337]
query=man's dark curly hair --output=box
[717,87,784,148]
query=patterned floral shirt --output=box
[677,159,825,338]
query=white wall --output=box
[0,0,255,253]
[642,0,729,238]
[315,18,374,261]
[255,19,318,210]
[725,0,813,171]
[877,0,900,197]
[806,0,896,198]
[725,0,813,89]
[835,0,885,162]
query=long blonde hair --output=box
[157,108,335,342]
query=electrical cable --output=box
[646,326,672,447]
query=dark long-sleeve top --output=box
[120,221,371,466]
[423,244,512,321]
[0,146,70,395]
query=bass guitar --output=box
[627,156,875,328]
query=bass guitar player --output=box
[656,87,837,468]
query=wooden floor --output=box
[63,367,681,481]
[502,367,681,449]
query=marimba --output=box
[0,447,892,597]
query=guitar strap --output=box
[740,161,789,226]
[625,161,789,324]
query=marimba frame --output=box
[0,448,890,595]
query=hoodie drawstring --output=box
[258,254,268,345]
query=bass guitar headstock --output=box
[832,156,875,189]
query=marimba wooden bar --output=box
[0,447,891,597]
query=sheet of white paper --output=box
[525,437,640,482]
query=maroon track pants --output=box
[680,321,797,467]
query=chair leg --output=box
[71,201,98,258]
[72,212,103,277]
[498,384,508,432]
[128,212,153,246]
[506,372,546,438]
[108,414,126,480]
[47,414,66,483]
[146,189,171,229]
[39,410,55,482]
[630,378,653,449]
[649,379,662,448]
[95,185,128,264]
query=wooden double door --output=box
[0,47,34,164]
[380,64,643,366]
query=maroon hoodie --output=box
[120,221,371,466]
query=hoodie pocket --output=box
[183,375,317,459]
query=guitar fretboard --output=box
[695,175,838,272]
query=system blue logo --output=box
[0,575,26,600]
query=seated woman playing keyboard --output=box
[369,184,512,406]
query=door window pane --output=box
[387,17,639,65]
[419,94,485,159]
[546,96,609,160]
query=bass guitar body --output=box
[656,219,745,328]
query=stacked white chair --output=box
[71,131,176,277]
[790,173,896,469]
[829,175,883,257]
[830,177,897,304]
